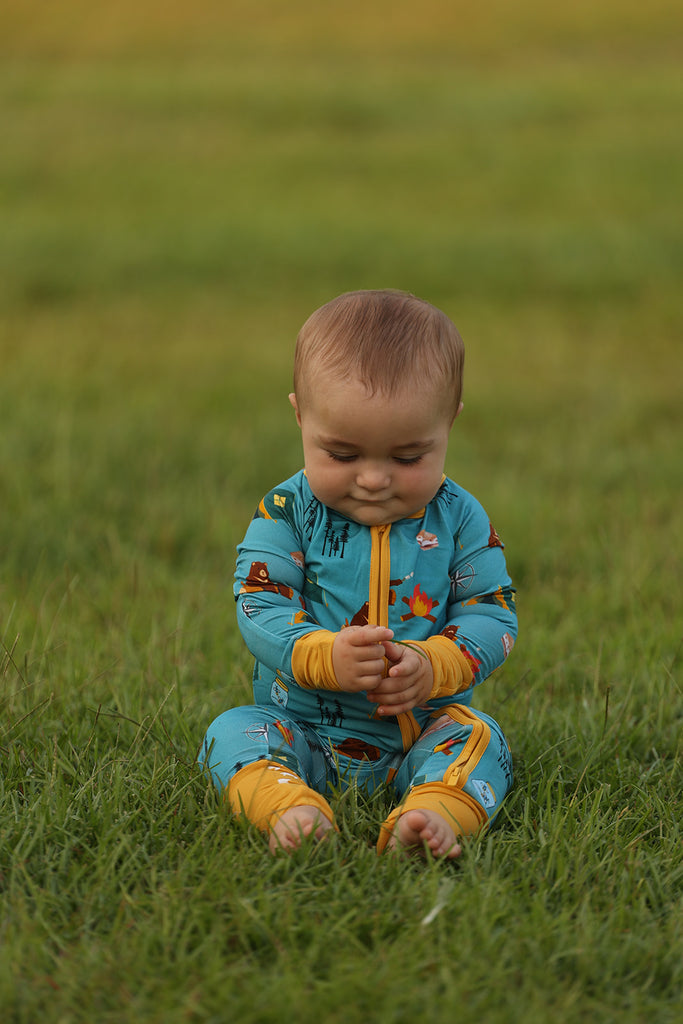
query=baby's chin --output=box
[333,499,421,526]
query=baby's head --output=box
[292,289,464,421]
[290,290,465,525]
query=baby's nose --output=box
[356,462,391,491]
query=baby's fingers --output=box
[374,693,418,716]
[368,678,412,706]
[353,625,393,647]
[382,640,405,663]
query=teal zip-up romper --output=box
[202,471,517,831]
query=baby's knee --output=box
[441,728,513,822]
[199,706,266,790]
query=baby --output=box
[201,289,517,857]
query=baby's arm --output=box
[415,496,517,700]
[234,492,329,682]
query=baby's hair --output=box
[293,290,464,417]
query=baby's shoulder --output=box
[430,476,488,522]
[255,470,324,533]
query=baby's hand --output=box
[368,640,434,716]
[332,625,394,693]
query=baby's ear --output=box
[289,392,302,426]
[452,401,464,425]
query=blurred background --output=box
[1,11,680,1016]
[0,0,680,720]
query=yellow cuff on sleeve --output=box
[291,630,340,690]
[407,634,474,700]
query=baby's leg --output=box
[200,706,336,854]
[378,706,512,859]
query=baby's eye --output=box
[327,451,357,463]
[394,455,423,465]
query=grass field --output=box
[1,2,681,1021]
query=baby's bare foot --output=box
[385,808,462,859]
[268,805,334,854]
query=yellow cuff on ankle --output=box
[376,782,487,853]
[227,760,335,833]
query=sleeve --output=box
[234,487,339,687]
[404,635,475,700]
[421,495,517,700]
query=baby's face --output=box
[290,375,456,526]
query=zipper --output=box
[368,524,421,749]
[368,524,391,626]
